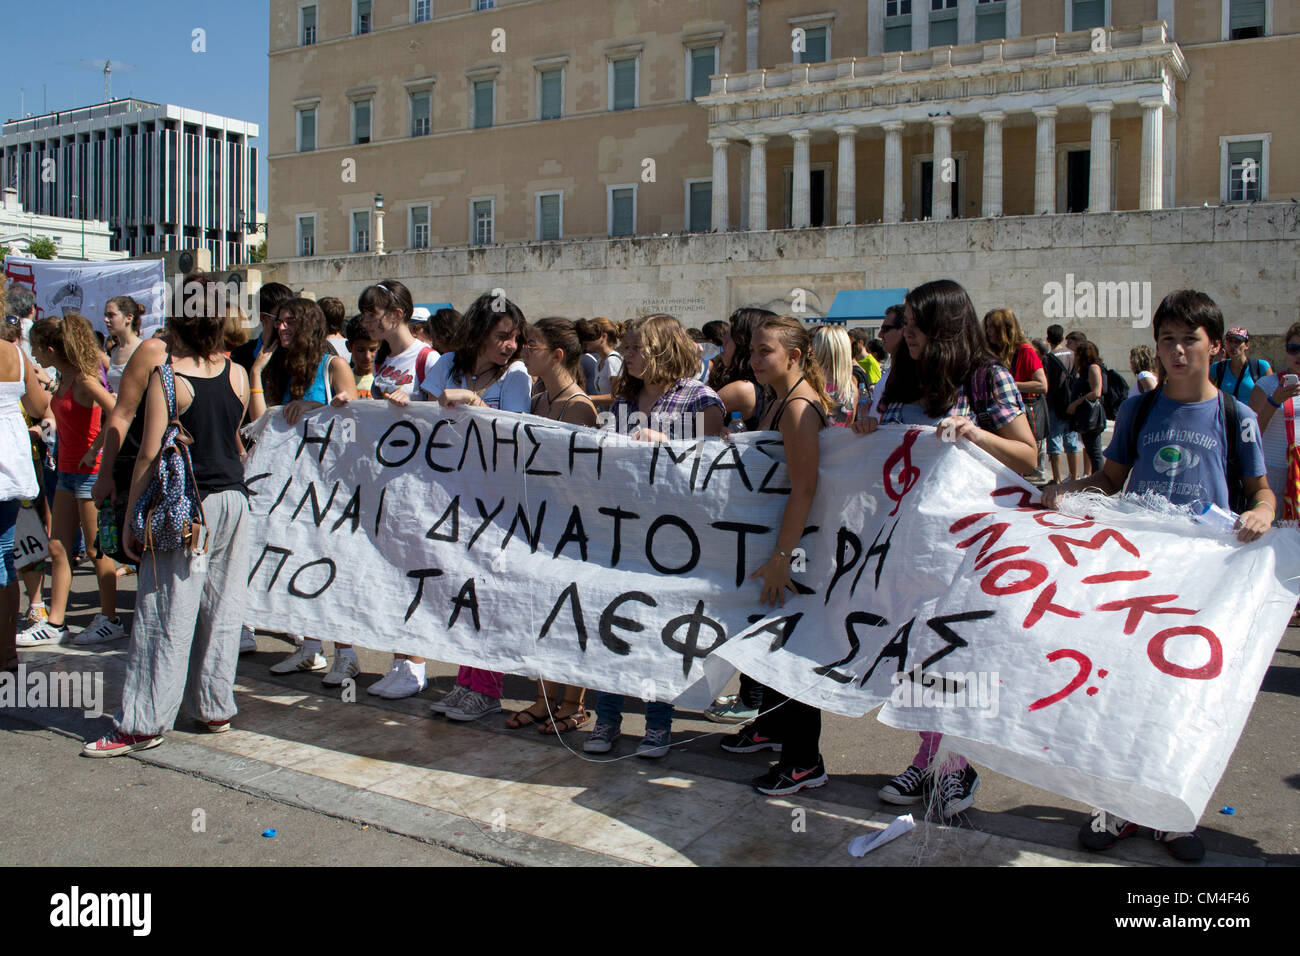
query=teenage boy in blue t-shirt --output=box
[1041,290,1274,863]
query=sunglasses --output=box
[1284,343,1300,356]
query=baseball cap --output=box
[1226,327,1249,341]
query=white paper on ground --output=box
[849,814,916,857]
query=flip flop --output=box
[539,709,592,735]
[506,707,551,729]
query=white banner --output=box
[2,256,166,337]
[244,404,1300,833]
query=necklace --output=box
[547,381,577,404]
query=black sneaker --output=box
[936,764,980,818]
[1154,829,1205,863]
[720,728,782,754]
[752,757,828,796]
[1078,809,1141,851]
[878,764,929,805]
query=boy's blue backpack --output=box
[130,363,209,553]
[1126,385,1247,513]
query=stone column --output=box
[1139,96,1165,211]
[1033,106,1057,215]
[1163,109,1177,209]
[835,125,857,225]
[958,0,977,45]
[980,110,1004,217]
[931,115,954,220]
[709,137,729,231]
[1087,101,1112,213]
[746,0,761,71]
[748,134,769,230]
[374,206,386,255]
[867,0,885,56]
[791,129,812,228]
[882,120,904,223]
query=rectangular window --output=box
[298,107,316,152]
[688,181,712,232]
[976,0,1006,41]
[472,198,494,244]
[609,186,635,236]
[410,90,432,136]
[539,69,563,120]
[355,0,371,34]
[1072,0,1105,31]
[1230,0,1266,39]
[885,1,912,52]
[298,215,316,256]
[410,205,430,248]
[352,210,370,252]
[689,46,716,99]
[1228,140,1263,202]
[611,57,637,111]
[414,0,432,23]
[537,192,561,240]
[472,79,494,128]
[353,99,372,145]
[796,26,828,63]
[476,0,495,9]
[929,0,958,46]
[301,4,317,45]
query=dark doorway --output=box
[920,160,960,220]
[810,169,826,226]
[1066,149,1091,212]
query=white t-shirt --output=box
[868,367,891,420]
[327,335,350,359]
[420,353,532,413]
[371,340,438,398]
[1127,370,1157,398]
[1254,373,1292,497]
[1052,347,1076,374]
[595,351,623,396]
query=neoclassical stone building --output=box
[267,0,1293,258]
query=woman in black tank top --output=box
[743,316,834,797]
[84,278,254,758]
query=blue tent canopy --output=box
[415,302,453,315]
[824,289,908,324]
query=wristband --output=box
[1268,394,1282,409]
[1252,501,1275,513]
[250,388,264,394]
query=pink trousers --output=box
[457,666,502,698]
[912,732,967,772]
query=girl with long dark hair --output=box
[853,279,1036,817]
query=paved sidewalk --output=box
[4,635,1266,867]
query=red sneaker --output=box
[82,729,164,758]
[204,719,231,734]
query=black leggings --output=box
[753,689,821,766]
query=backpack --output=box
[1042,350,1071,418]
[1125,385,1247,513]
[1212,358,1264,400]
[130,364,208,553]
[1101,365,1129,420]
[411,346,435,401]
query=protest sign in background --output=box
[244,404,1300,833]
[2,256,165,336]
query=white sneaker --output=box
[74,614,127,646]
[367,661,401,696]
[238,626,257,655]
[269,646,328,674]
[377,659,427,699]
[444,689,502,721]
[429,683,470,714]
[15,620,68,648]
[322,653,360,688]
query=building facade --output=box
[0,187,125,262]
[266,0,1293,259]
[1,99,260,269]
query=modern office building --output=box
[1,99,260,269]
[266,0,1293,260]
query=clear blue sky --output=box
[2,1,269,212]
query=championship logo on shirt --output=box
[1152,444,1199,476]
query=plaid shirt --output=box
[606,378,725,439]
[878,363,1025,430]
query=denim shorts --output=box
[0,499,18,587]
[56,471,97,500]
[1045,412,1082,455]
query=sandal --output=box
[539,708,592,735]
[506,706,552,729]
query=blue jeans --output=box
[0,499,18,587]
[594,692,674,733]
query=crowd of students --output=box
[0,273,1284,865]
